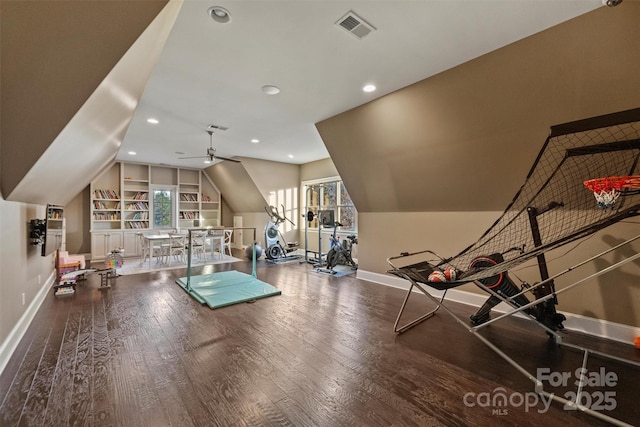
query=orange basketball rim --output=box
[583,175,640,208]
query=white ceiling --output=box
[117,0,602,169]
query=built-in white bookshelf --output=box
[90,162,221,260]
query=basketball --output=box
[443,268,457,281]
[634,336,640,349]
[428,270,446,282]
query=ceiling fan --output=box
[179,128,241,163]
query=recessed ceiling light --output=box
[251,139,260,144]
[363,84,376,93]
[128,151,136,156]
[147,118,159,124]
[208,6,231,24]
[288,154,294,159]
[204,160,211,164]
[261,85,280,95]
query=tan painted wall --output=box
[64,186,91,255]
[241,157,300,203]
[300,158,339,182]
[207,158,301,251]
[0,199,55,351]
[318,5,640,326]
[205,162,267,213]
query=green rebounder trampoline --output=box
[177,230,280,309]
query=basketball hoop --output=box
[583,175,640,209]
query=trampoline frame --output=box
[388,234,640,427]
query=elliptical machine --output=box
[264,205,299,261]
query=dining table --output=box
[143,233,170,270]
[142,230,232,270]
[205,232,225,259]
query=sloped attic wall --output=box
[204,158,300,247]
[316,4,640,327]
[1,0,174,205]
[205,160,267,214]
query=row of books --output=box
[125,201,149,211]
[180,211,198,219]
[93,189,119,200]
[180,193,198,202]
[93,213,120,221]
[94,201,121,210]
[125,221,149,229]
[125,191,149,200]
[127,212,149,220]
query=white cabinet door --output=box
[91,232,123,260]
[122,231,141,258]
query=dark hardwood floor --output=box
[1,253,638,426]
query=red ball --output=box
[428,270,446,282]
[634,336,640,349]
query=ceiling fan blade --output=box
[215,156,241,163]
[178,129,240,163]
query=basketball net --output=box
[583,176,640,209]
[591,188,620,209]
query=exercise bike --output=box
[317,221,358,273]
[264,205,300,261]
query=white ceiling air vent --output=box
[335,11,376,40]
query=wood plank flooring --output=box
[1,254,638,426]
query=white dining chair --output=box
[190,231,207,260]
[164,233,187,265]
[221,229,233,257]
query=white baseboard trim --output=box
[0,271,55,376]
[357,269,640,345]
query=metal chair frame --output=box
[388,235,640,427]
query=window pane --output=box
[340,181,353,205]
[305,180,357,234]
[338,206,356,231]
[308,186,320,207]
[153,190,173,228]
[322,182,337,207]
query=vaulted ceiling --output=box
[1,0,608,205]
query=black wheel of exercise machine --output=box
[266,244,283,260]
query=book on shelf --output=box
[180,193,198,202]
[93,212,120,221]
[126,221,149,229]
[180,211,198,219]
[126,201,149,211]
[129,192,148,200]
[93,189,119,199]
[130,212,149,220]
